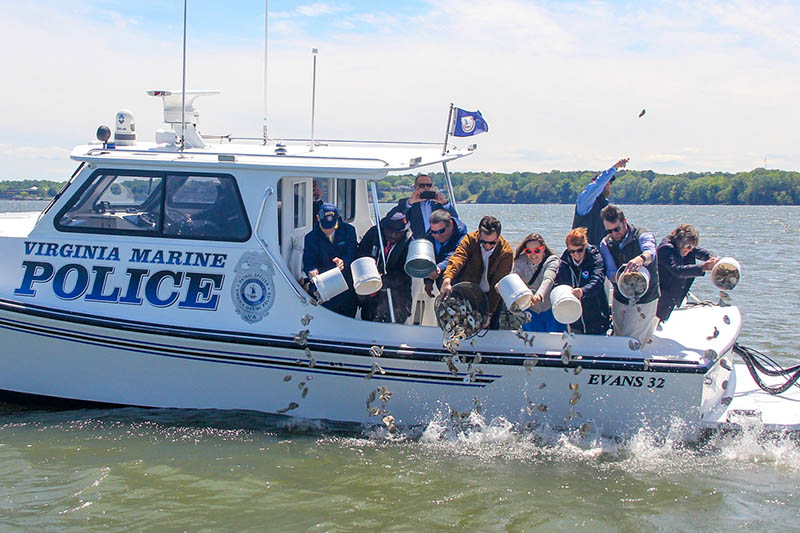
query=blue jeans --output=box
[522,307,567,333]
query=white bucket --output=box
[496,273,533,312]
[616,264,650,301]
[405,239,437,278]
[550,285,582,324]
[312,267,348,302]
[711,257,741,290]
[351,257,383,295]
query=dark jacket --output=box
[423,217,468,287]
[656,237,712,321]
[604,223,660,305]
[555,245,610,335]
[302,221,358,316]
[442,230,514,316]
[397,198,459,239]
[572,195,608,247]
[356,225,412,323]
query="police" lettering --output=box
[14,260,223,311]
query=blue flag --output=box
[451,107,488,137]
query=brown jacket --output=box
[443,230,514,314]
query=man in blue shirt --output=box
[572,158,629,246]
[598,204,660,345]
[397,174,459,239]
[302,203,358,317]
[423,209,467,297]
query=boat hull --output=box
[0,302,727,437]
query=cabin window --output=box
[163,175,250,240]
[293,182,307,229]
[337,178,356,222]
[55,169,251,242]
[56,173,164,232]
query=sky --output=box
[0,0,798,180]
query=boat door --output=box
[277,177,312,280]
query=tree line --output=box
[376,168,800,205]
[3,168,800,205]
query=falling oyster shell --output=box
[293,329,310,346]
[367,390,377,405]
[569,383,579,391]
[445,357,459,376]
[628,340,640,351]
[301,387,309,398]
[379,387,392,402]
[537,404,548,412]
[276,402,299,414]
[539,382,547,389]
[573,366,583,375]
[523,358,538,374]
[382,415,395,426]
[304,347,313,359]
[368,407,381,416]
[579,423,591,438]
[569,392,581,406]
[370,345,384,358]
[298,381,305,390]
[300,314,313,326]
[283,375,292,382]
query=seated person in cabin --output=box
[397,174,459,239]
[513,232,565,333]
[598,205,660,344]
[423,209,468,297]
[555,227,610,335]
[302,203,358,317]
[656,224,718,322]
[440,215,514,330]
[356,208,413,323]
[312,180,324,218]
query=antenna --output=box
[310,48,318,152]
[180,0,188,151]
[263,0,269,146]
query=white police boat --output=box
[0,92,797,438]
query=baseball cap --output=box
[318,203,339,229]
[380,209,409,232]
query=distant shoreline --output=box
[4,167,800,206]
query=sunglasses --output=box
[568,246,585,255]
[605,223,624,234]
[525,246,544,255]
[417,183,433,189]
[479,239,498,246]
[430,226,448,235]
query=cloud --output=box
[0,0,798,180]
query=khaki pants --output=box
[612,298,658,346]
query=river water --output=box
[1,201,799,530]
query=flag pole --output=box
[442,103,454,156]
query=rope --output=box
[734,343,800,395]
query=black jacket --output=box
[656,237,712,321]
[555,245,610,335]
[604,223,660,305]
[356,225,412,322]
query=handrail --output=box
[84,147,392,167]
[255,186,309,305]
[201,135,456,148]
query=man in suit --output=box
[397,174,458,239]
[356,208,413,323]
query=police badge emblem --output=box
[231,251,275,323]
[460,116,476,134]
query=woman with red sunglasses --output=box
[513,233,565,332]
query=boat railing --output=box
[255,186,309,305]
[84,147,393,168]
[200,135,457,149]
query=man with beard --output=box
[423,209,468,298]
[572,157,629,246]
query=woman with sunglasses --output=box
[513,233,565,332]
[555,227,610,335]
